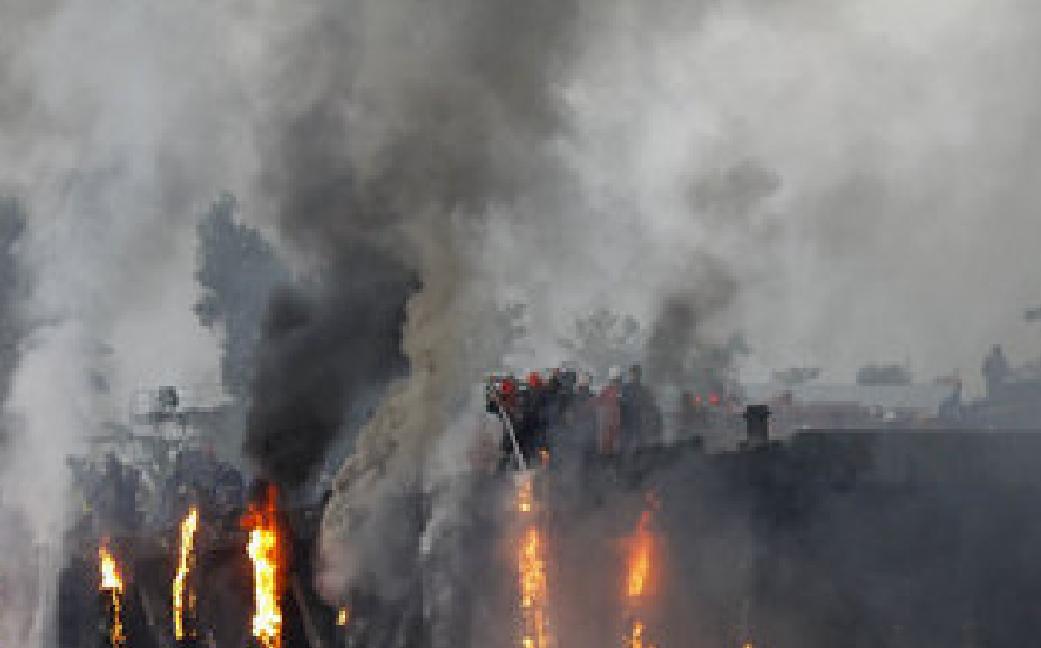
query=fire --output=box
[98,545,126,648]
[624,504,659,648]
[99,546,123,592]
[244,486,283,648]
[626,510,653,599]
[627,620,646,648]
[516,474,552,648]
[336,607,350,627]
[517,475,534,513]
[173,506,199,640]
[518,526,551,648]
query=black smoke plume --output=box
[245,265,415,487]
[243,0,581,488]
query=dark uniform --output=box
[619,364,662,450]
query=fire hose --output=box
[492,395,528,471]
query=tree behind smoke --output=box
[194,194,291,400]
[559,307,644,379]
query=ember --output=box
[626,620,647,648]
[244,486,283,648]
[517,475,534,514]
[98,545,126,648]
[173,506,199,640]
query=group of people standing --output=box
[483,363,662,469]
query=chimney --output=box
[743,405,770,447]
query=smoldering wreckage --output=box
[3,341,1041,647]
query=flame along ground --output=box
[516,472,553,648]
[624,499,658,648]
[173,506,199,640]
[244,486,284,648]
[98,544,127,648]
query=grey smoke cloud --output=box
[2,0,1041,643]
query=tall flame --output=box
[98,545,126,648]
[516,475,552,648]
[173,507,199,640]
[244,486,283,648]
[626,510,653,599]
[624,505,658,648]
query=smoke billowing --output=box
[2,0,1041,645]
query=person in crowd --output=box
[596,367,623,457]
[620,363,662,450]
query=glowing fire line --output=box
[626,510,653,599]
[99,545,126,648]
[624,507,657,648]
[516,475,553,648]
[173,506,199,640]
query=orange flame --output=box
[624,504,659,648]
[516,475,552,648]
[173,507,199,640]
[627,620,646,648]
[98,545,126,647]
[626,510,653,599]
[244,486,283,648]
[99,545,123,592]
[517,476,534,513]
[519,526,551,648]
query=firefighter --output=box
[620,364,662,450]
[596,367,623,457]
[94,452,139,535]
[516,371,547,463]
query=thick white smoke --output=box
[0,2,275,643]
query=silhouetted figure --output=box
[982,344,1010,399]
[596,367,623,456]
[620,364,662,449]
[939,380,963,422]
